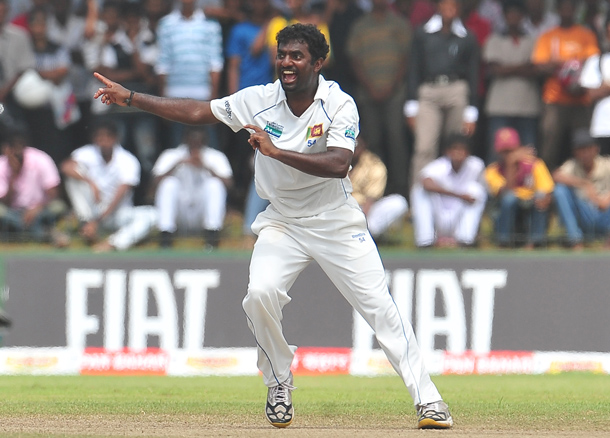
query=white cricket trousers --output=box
[366,193,409,238]
[155,175,227,232]
[65,178,157,250]
[243,197,442,407]
[411,182,486,247]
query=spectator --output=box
[323,0,363,97]
[47,0,97,51]
[485,127,554,248]
[142,0,171,37]
[579,17,610,156]
[483,0,541,164]
[552,129,610,249]
[392,0,436,29]
[25,7,78,166]
[477,0,504,33]
[405,0,480,185]
[411,133,486,248]
[0,0,36,119]
[347,0,411,197]
[251,0,331,67]
[531,0,599,171]
[11,0,49,31]
[521,0,558,38]
[225,0,274,212]
[85,1,159,204]
[155,0,223,149]
[349,136,408,242]
[0,128,68,246]
[151,126,233,249]
[60,121,157,252]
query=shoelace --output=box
[270,382,297,404]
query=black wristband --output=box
[125,90,135,107]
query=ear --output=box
[313,58,324,73]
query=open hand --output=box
[93,72,131,107]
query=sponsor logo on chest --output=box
[264,121,284,138]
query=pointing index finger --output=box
[244,124,262,134]
[94,72,113,87]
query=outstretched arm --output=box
[93,72,220,126]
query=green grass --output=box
[0,373,609,435]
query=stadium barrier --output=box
[0,251,609,376]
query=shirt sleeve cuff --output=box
[404,100,419,118]
[463,105,479,123]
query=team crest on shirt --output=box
[306,123,324,147]
[264,121,284,138]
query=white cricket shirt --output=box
[71,144,140,208]
[152,144,233,189]
[210,76,359,218]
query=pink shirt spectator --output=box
[0,147,60,209]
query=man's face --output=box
[438,0,460,22]
[574,144,599,167]
[557,0,575,24]
[276,40,322,94]
[504,7,524,29]
[93,129,117,158]
[185,131,205,152]
[446,144,468,169]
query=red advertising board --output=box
[81,348,170,376]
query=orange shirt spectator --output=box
[531,25,599,105]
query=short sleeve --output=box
[326,98,359,151]
[531,32,550,64]
[210,87,255,133]
[579,55,602,89]
[37,151,60,190]
[152,149,181,177]
[119,153,140,186]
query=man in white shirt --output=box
[411,133,486,247]
[152,126,233,249]
[60,121,157,252]
[93,23,452,430]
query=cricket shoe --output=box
[417,401,453,429]
[265,374,296,428]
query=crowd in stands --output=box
[2,0,610,251]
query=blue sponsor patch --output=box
[345,125,356,140]
[264,121,284,138]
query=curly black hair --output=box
[276,23,330,64]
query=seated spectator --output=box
[411,133,486,248]
[349,136,408,243]
[151,127,233,249]
[485,127,554,248]
[0,128,68,246]
[60,121,156,252]
[552,129,610,249]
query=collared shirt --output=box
[483,32,541,117]
[152,144,233,191]
[557,156,610,199]
[155,9,223,100]
[0,147,60,209]
[419,155,485,211]
[406,14,480,119]
[210,76,359,218]
[70,144,140,209]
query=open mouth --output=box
[281,70,297,84]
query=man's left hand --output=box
[244,124,278,158]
